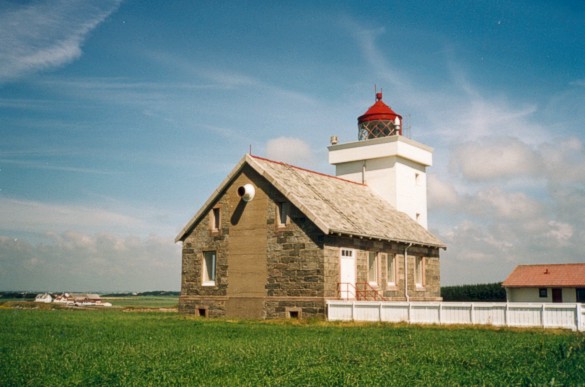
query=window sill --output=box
[415,286,426,292]
[202,281,216,287]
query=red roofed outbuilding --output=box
[502,263,585,303]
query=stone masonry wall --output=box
[264,186,327,319]
[324,236,441,301]
[179,177,232,315]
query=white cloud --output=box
[469,187,542,220]
[0,198,144,235]
[265,137,314,167]
[0,0,121,82]
[539,137,585,183]
[0,232,180,292]
[428,174,459,209]
[0,198,179,239]
[545,221,573,245]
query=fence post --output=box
[351,301,355,321]
[541,303,546,328]
[470,303,475,325]
[505,303,509,328]
[408,302,412,324]
[576,303,582,331]
[379,302,382,322]
[439,302,442,325]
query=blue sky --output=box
[1,0,584,291]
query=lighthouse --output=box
[328,91,433,229]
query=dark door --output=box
[576,288,585,303]
[552,288,563,303]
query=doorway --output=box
[552,288,563,303]
[339,249,356,299]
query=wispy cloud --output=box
[348,18,585,284]
[0,158,116,175]
[0,198,145,235]
[0,0,121,82]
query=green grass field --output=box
[1,308,584,385]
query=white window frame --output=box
[202,251,216,286]
[386,253,396,287]
[367,252,378,286]
[210,207,220,232]
[415,256,425,288]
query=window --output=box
[577,288,585,303]
[341,249,353,257]
[415,257,425,288]
[202,251,216,286]
[210,207,220,232]
[386,254,396,286]
[368,252,378,285]
[277,201,289,227]
[539,288,548,298]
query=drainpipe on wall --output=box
[404,242,413,302]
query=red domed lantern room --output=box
[358,91,402,140]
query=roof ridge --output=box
[250,154,365,186]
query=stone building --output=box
[176,92,446,319]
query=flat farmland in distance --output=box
[1,308,584,385]
[103,295,179,309]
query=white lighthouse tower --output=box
[328,91,433,229]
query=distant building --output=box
[502,263,585,303]
[46,293,111,307]
[176,92,445,319]
[34,293,53,303]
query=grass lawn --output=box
[0,308,584,385]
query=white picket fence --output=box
[327,301,585,331]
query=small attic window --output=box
[277,202,289,227]
[210,207,220,232]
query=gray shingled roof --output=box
[176,154,445,248]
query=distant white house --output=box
[53,293,74,305]
[34,293,53,303]
[502,263,585,303]
[39,292,112,307]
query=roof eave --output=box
[327,229,446,249]
[175,155,249,243]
